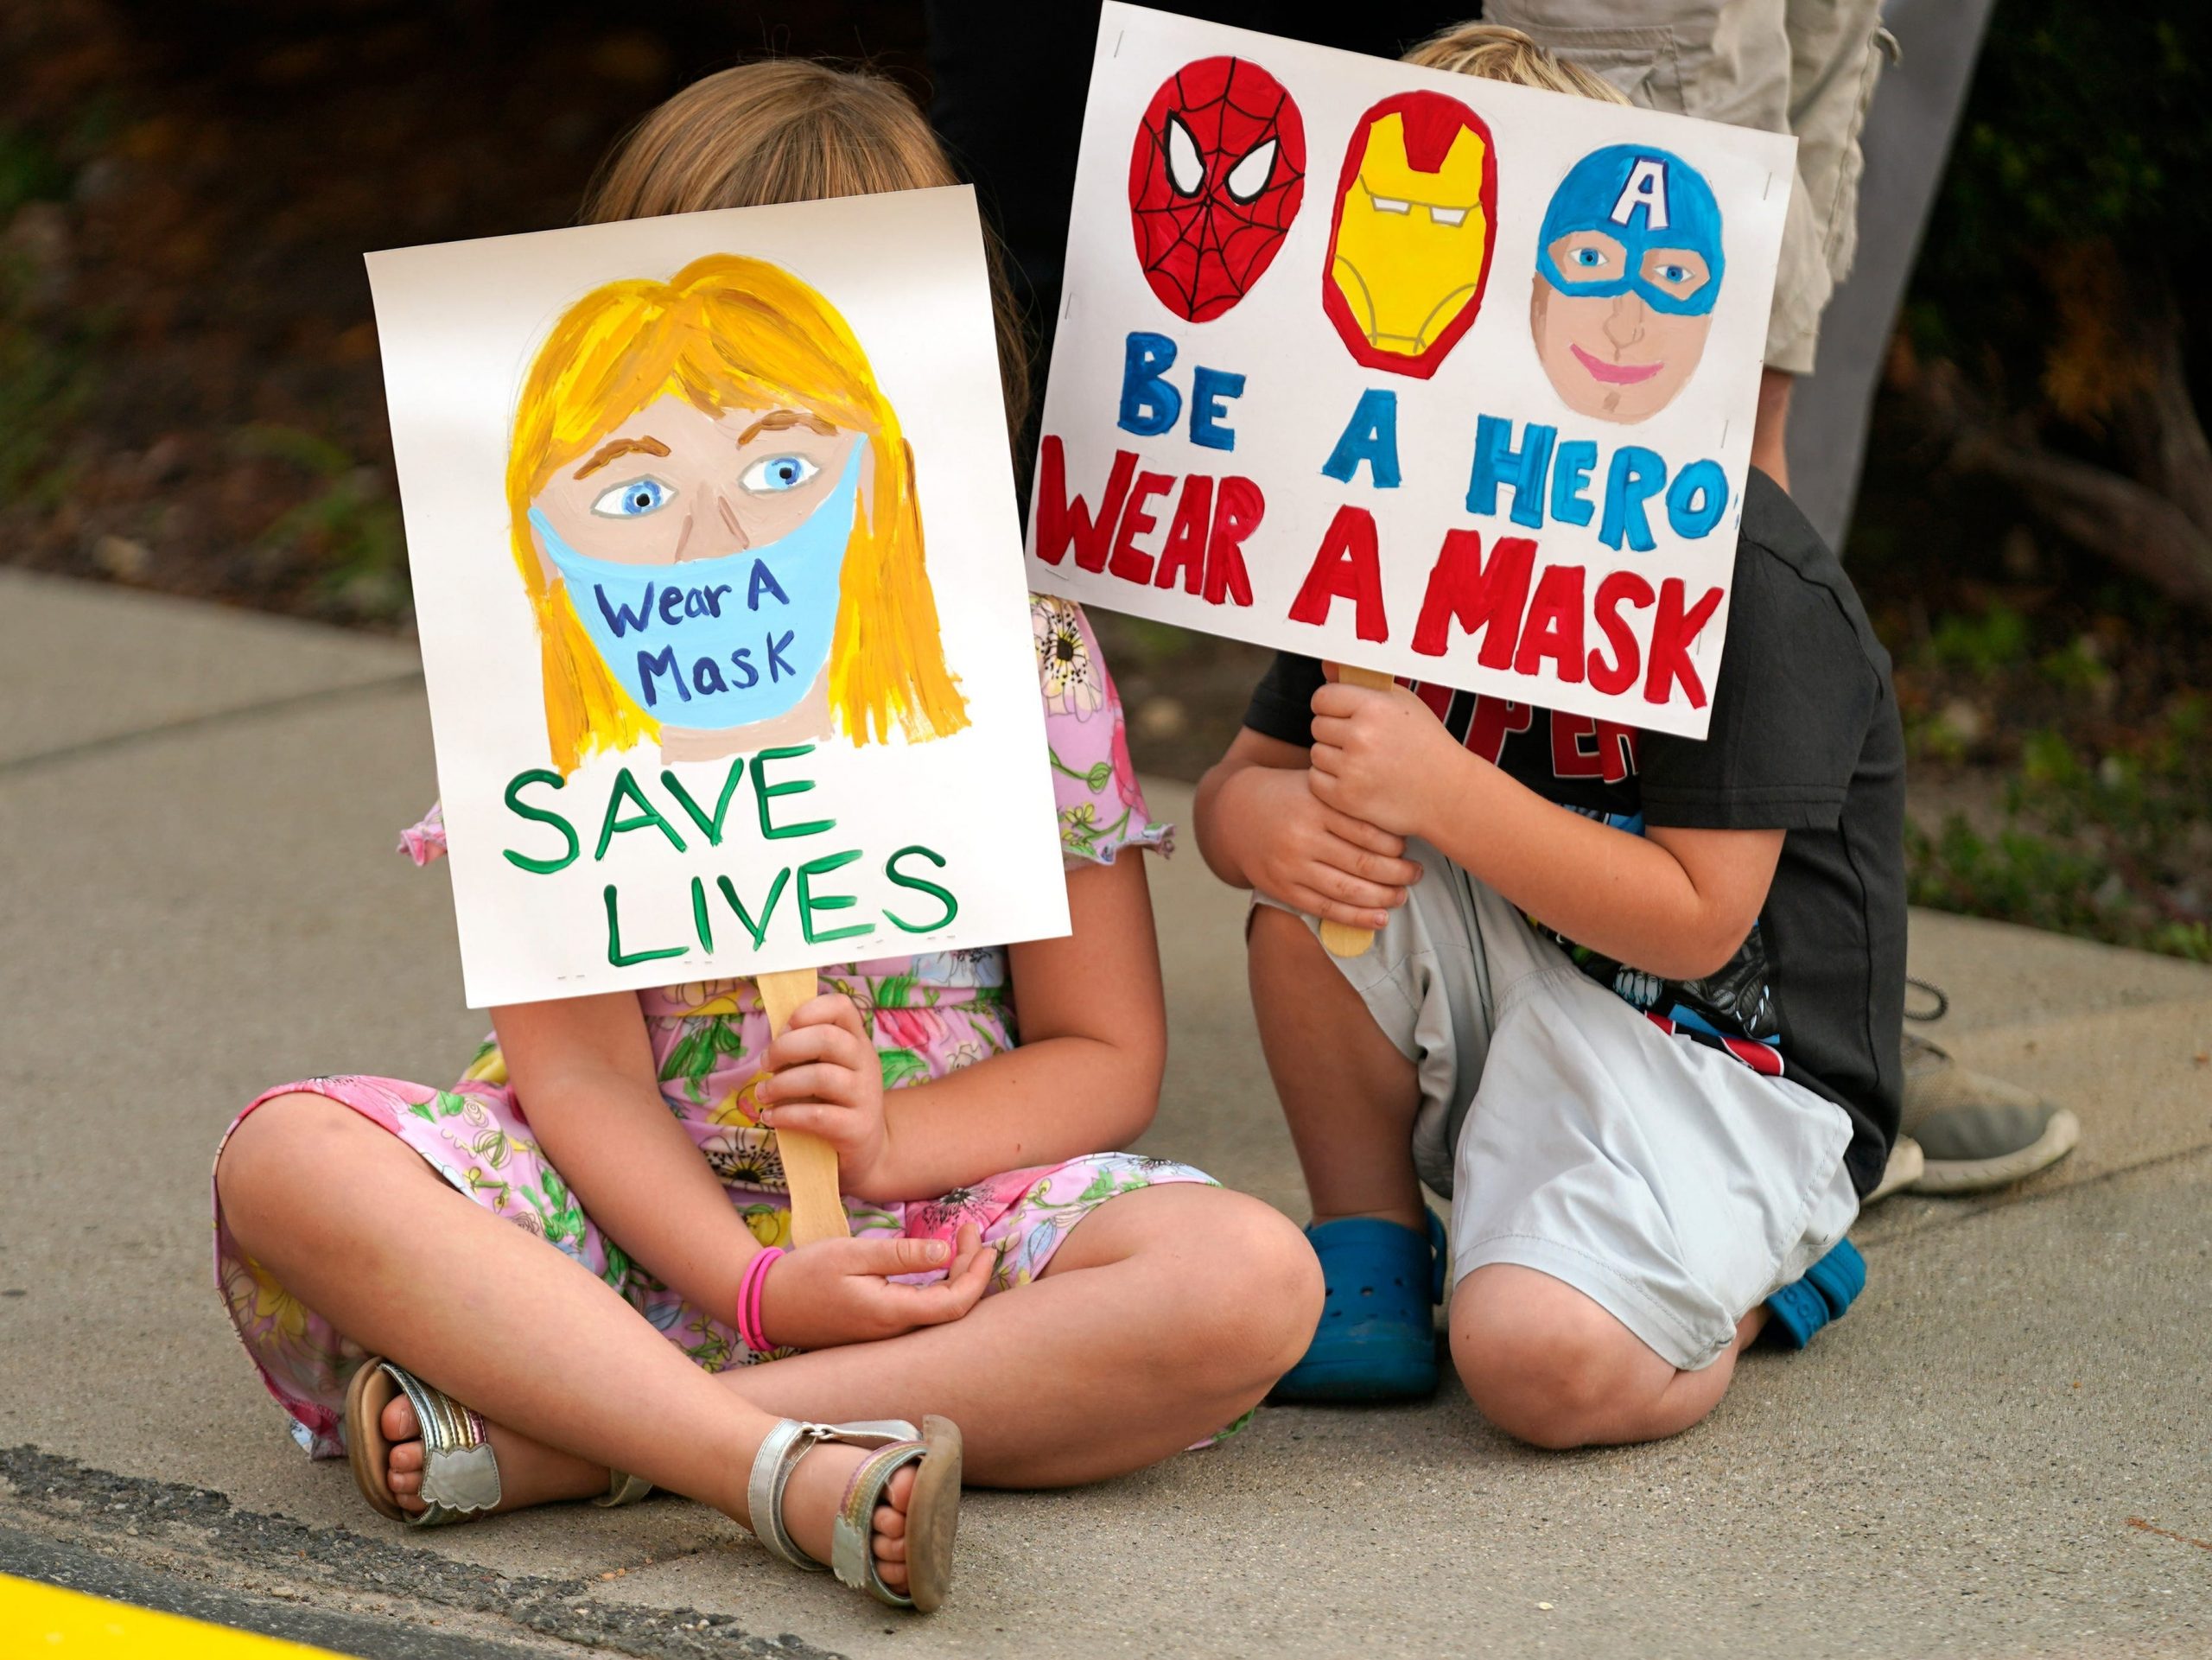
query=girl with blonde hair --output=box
[211,59,1319,1615]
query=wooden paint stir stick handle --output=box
[757,966,852,1247]
[1315,664,1398,960]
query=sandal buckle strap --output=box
[820,1419,919,1445]
[746,1419,925,1582]
[595,1469,653,1508]
[747,1420,828,1573]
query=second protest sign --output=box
[1029,3,1796,740]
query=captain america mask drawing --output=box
[1531,145,1726,423]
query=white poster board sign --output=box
[1029,3,1796,738]
[370,187,1067,1008]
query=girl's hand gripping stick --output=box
[756,968,853,1247]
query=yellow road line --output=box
[0,1572,349,1657]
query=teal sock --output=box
[1763,1238,1866,1349]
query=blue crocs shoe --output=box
[1763,1237,1866,1349]
[1272,1212,1446,1402]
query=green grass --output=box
[2035,636,2114,696]
[0,127,69,216]
[0,260,92,507]
[1925,601,2032,676]
[1104,614,1211,666]
[1909,697,2212,963]
[235,423,407,614]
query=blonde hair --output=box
[510,253,967,773]
[586,60,1031,445]
[512,60,1014,775]
[1403,22,1631,103]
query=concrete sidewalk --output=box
[3,566,2209,1659]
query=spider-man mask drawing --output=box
[1127,57,1306,323]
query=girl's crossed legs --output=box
[216,1092,1319,1589]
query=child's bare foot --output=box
[777,1444,919,1597]
[379,1395,602,1515]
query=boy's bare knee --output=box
[1449,1266,1660,1449]
[1452,1324,1619,1449]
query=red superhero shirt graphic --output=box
[1127,56,1306,323]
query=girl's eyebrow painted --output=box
[737,409,837,444]
[575,435,673,478]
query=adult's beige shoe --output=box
[1863,1134,1924,1205]
[1900,981,2081,1194]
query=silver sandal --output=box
[747,1415,963,1612]
[344,1358,651,1527]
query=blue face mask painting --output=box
[531,437,866,731]
[1535,145,1726,317]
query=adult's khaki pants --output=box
[1486,0,1891,375]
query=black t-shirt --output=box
[1243,473,1905,1195]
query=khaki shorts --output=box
[1486,0,1891,375]
[1257,841,1858,1371]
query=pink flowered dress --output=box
[214,596,1211,1459]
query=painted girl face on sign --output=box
[1529,145,1726,423]
[526,399,868,749]
[507,254,966,775]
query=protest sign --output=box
[1030,3,1796,740]
[369,186,1066,1014]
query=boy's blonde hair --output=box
[586,60,1031,443]
[1402,22,1630,104]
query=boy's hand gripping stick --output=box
[756,967,853,1247]
[1314,664,1396,960]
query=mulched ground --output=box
[0,0,925,621]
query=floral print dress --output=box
[214,596,1211,1458]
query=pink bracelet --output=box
[736,1246,787,1354]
